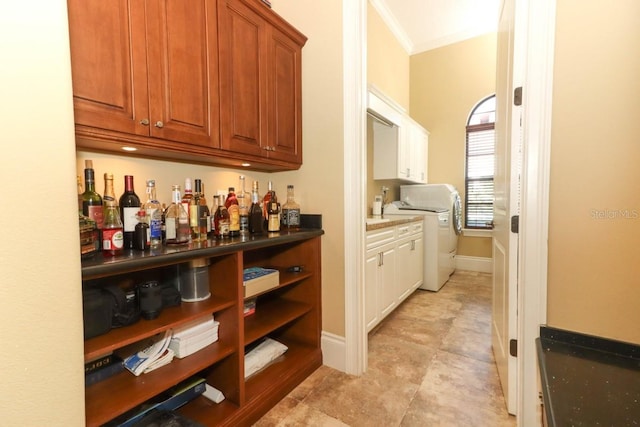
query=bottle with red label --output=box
[81,160,103,229]
[102,173,124,256]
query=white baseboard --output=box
[321,331,346,372]
[456,255,493,273]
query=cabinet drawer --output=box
[366,228,396,250]
[410,221,423,234]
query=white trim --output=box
[343,0,368,376]
[455,255,493,273]
[517,0,555,425]
[321,331,347,372]
[368,0,413,54]
[462,228,493,238]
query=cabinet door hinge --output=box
[510,339,518,357]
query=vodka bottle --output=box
[143,179,162,248]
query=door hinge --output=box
[510,339,518,357]
[514,86,523,106]
[511,215,519,233]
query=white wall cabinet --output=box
[368,88,428,184]
[365,220,423,332]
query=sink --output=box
[366,218,391,225]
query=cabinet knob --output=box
[155,121,164,128]
[140,119,150,126]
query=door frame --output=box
[343,1,555,425]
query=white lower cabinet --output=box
[365,220,423,332]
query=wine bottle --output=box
[225,187,240,237]
[119,175,141,250]
[82,160,103,229]
[143,179,162,248]
[249,181,264,234]
[281,184,301,230]
[165,185,190,245]
[102,173,124,256]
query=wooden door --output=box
[266,26,303,164]
[218,0,268,156]
[67,0,149,136]
[146,0,220,147]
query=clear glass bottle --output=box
[119,175,141,250]
[165,185,191,245]
[281,184,301,230]
[249,181,264,234]
[143,179,162,248]
[181,178,193,224]
[237,176,250,236]
[262,181,275,229]
[225,187,240,237]
[102,173,124,255]
[82,160,103,229]
[214,195,230,239]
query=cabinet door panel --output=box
[268,28,302,163]
[365,250,380,332]
[218,0,267,156]
[68,0,149,136]
[146,0,219,147]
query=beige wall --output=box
[0,0,85,424]
[366,2,409,211]
[547,0,640,344]
[410,33,497,257]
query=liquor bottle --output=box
[82,160,103,229]
[267,198,281,232]
[209,193,219,238]
[77,176,83,215]
[225,187,240,237]
[165,185,190,245]
[262,181,275,229]
[195,180,210,240]
[237,176,250,236]
[102,173,124,255]
[281,184,301,230]
[190,179,202,241]
[143,179,162,248]
[213,195,230,239]
[249,181,264,234]
[119,175,141,250]
[133,209,150,251]
[181,178,194,223]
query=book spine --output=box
[85,354,113,374]
[85,358,124,386]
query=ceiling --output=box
[371,0,501,55]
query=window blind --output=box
[465,123,495,229]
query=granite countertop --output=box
[536,326,640,426]
[365,215,423,231]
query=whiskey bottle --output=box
[119,175,141,250]
[195,179,210,240]
[190,179,202,241]
[281,185,301,230]
[225,187,240,237]
[214,195,230,239]
[262,181,275,229]
[102,173,124,256]
[237,176,250,236]
[165,185,190,245]
[267,199,281,232]
[82,160,103,229]
[143,179,162,248]
[181,178,194,224]
[249,181,264,234]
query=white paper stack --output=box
[244,338,288,379]
[169,316,220,359]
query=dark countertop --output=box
[365,215,423,231]
[537,326,640,426]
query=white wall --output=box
[0,0,85,424]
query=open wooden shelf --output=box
[244,298,312,345]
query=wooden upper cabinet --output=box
[218,0,306,166]
[68,0,219,149]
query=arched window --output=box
[465,95,495,229]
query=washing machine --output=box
[384,184,462,291]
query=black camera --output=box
[137,281,163,320]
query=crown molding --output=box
[369,0,413,54]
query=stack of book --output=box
[85,353,124,386]
[169,316,220,359]
[122,330,174,376]
[243,267,279,298]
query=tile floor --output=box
[254,270,517,427]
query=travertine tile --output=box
[367,333,437,385]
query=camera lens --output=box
[138,281,162,320]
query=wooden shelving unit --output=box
[82,230,323,427]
